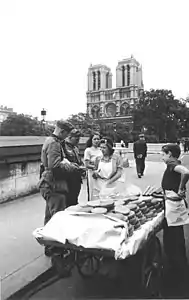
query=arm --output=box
[174,164,189,194]
[47,141,72,171]
[84,148,95,170]
[107,155,123,184]
[107,168,122,184]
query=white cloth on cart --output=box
[33,211,127,253]
[33,210,164,260]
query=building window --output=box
[127,65,130,86]
[122,66,125,87]
[93,72,96,91]
[97,71,101,90]
[106,72,109,89]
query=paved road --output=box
[28,156,189,299]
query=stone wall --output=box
[0,161,40,204]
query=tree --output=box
[67,112,99,135]
[132,89,189,142]
[0,113,52,136]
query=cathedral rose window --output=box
[105,103,116,117]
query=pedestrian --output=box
[133,133,147,178]
[38,120,75,256]
[62,129,86,206]
[84,132,102,201]
[161,143,189,285]
[92,137,125,197]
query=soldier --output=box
[62,129,86,206]
[39,120,74,227]
[133,133,147,178]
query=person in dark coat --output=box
[62,129,86,206]
[133,134,147,178]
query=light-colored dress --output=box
[84,146,102,201]
[92,154,125,199]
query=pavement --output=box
[1,154,189,299]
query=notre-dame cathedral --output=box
[86,56,143,132]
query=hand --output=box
[178,189,186,198]
[92,171,99,179]
[60,159,71,171]
[105,180,112,187]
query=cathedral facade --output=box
[86,56,144,132]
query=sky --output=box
[0,0,189,121]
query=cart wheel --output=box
[141,236,163,298]
[51,250,75,278]
[76,253,101,278]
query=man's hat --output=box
[56,120,74,132]
[69,128,81,138]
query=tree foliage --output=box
[0,113,54,136]
[67,112,100,135]
[132,89,189,142]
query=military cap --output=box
[139,133,145,137]
[56,120,74,132]
[69,128,81,137]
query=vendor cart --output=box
[34,210,164,298]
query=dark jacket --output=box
[133,140,147,159]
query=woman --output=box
[92,137,124,198]
[84,132,102,201]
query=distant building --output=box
[86,56,144,133]
[0,105,14,123]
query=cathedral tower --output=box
[86,56,144,133]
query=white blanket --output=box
[33,211,127,253]
[33,210,164,260]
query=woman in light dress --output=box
[92,137,125,199]
[84,132,102,201]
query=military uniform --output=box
[39,134,70,225]
[62,134,83,206]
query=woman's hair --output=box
[86,132,101,148]
[162,143,181,158]
[100,137,114,156]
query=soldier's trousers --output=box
[40,187,67,225]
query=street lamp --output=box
[41,108,46,134]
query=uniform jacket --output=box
[38,135,69,193]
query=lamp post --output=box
[41,108,46,135]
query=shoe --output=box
[138,174,141,178]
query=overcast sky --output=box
[0,0,188,121]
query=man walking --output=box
[133,133,147,178]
